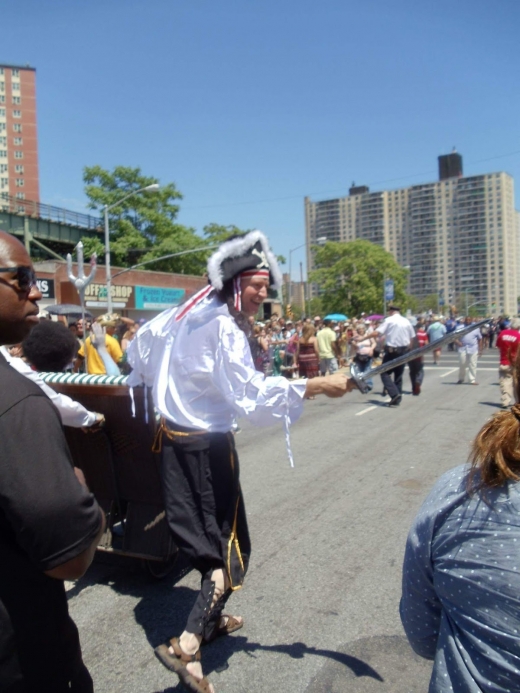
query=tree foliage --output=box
[309,240,410,317]
[80,165,280,278]
[81,165,208,275]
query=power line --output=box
[181,148,520,211]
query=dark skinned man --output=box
[0,231,105,693]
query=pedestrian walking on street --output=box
[317,318,340,375]
[496,317,520,409]
[127,231,355,693]
[408,322,428,396]
[426,316,446,365]
[364,306,415,407]
[456,317,483,385]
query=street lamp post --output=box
[103,183,160,312]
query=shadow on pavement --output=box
[150,636,383,693]
[479,401,502,409]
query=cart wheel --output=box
[144,549,179,579]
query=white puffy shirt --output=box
[127,294,306,433]
[376,313,415,347]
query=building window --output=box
[0,108,4,117]
[12,69,19,77]
[13,137,22,145]
[15,178,24,187]
[15,192,25,200]
[12,96,20,105]
[0,96,4,104]
[0,123,5,132]
[0,136,5,146]
[13,110,21,118]
[0,83,4,92]
[0,164,6,173]
[11,82,20,92]
[14,165,23,173]
[14,151,23,159]
[0,150,7,158]
[0,178,7,187]
[13,123,22,132]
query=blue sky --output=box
[2,0,519,277]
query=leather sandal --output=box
[203,614,244,644]
[154,637,213,693]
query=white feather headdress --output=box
[206,230,283,291]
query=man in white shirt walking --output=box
[128,231,355,693]
[365,305,415,407]
[456,316,483,385]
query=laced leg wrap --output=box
[186,568,233,640]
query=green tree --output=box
[81,165,207,275]
[309,240,410,317]
[416,293,442,314]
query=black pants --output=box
[380,348,407,399]
[409,358,424,389]
[160,425,250,641]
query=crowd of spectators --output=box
[4,309,512,383]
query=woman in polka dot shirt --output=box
[400,369,520,692]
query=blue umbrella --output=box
[324,313,348,321]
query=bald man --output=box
[0,232,105,692]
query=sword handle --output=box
[349,363,370,394]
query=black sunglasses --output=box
[0,266,38,292]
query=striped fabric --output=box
[39,372,128,386]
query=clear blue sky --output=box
[2,0,519,277]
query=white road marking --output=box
[356,405,377,416]
[439,368,458,378]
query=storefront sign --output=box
[36,278,55,299]
[135,286,185,310]
[84,283,133,309]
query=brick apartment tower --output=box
[0,63,40,205]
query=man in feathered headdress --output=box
[128,231,354,693]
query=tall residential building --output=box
[0,63,39,206]
[305,154,520,315]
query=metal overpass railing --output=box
[0,192,102,230]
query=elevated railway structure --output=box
[0,193,103,260]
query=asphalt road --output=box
[68,348,502,693]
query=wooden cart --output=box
[42,373,178,577]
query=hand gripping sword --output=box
[350,318,490,394]
[67,242,97,374]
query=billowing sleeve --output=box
[213,318,306,427]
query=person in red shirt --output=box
[409,322,428,396]
[496,317,520,409]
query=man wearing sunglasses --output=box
[0,231,105,692]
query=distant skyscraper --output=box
[305,154,520,315]
[0,63,39,206]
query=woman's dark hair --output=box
[22,320,78,372]
[468,347,520,493]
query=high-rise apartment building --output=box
[0,63,39,206]
[305,154,520,315]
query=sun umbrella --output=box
[46,304,93,319]
[366,314,384,321]
[324,313,348,321]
